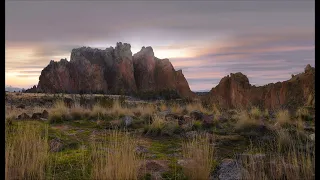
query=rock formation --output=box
[28,42,194,98]
[133,47,195,98]
[205,64,315,110]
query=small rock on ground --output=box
[49,138,64,152]
[122,116,133,127]
[215,159,244,180]
[309,133,315,141]
[17,113,30,120]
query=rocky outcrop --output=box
[29,43,194,98]
[133,47,195,98]
[37,58,108,94]
[205,65,315,110]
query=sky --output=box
[5,1,314,91]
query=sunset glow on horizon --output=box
[5,1,314,91]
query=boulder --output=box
[203,114,214,127]
[184,131,198,139]
[135,145,149,155]
[138,160,169,180]
[165,113,183,121]
[157,110,171,117]
[63,97,74,108]
[122,116,133,127]
[17,113,30,120]
[49,138,64,152]
[215,159,244,180]
[42,110,49,119]
[309,133,315,141]
[190,110,204,120]
[16,104,25,109]
[31,113,42,119]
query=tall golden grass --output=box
[91,130,140,180]
[181,133,214,180]
[5,122,49,180]
[241,128,315,180]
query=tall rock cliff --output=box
[32,42,194,98]
[133,47,195,98]
[205,64,315,110]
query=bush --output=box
[161,121,180,136]
[192,121,202,131]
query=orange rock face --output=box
[205,65,315,110]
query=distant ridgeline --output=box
[25,42,195,100]
[5,86,23,92]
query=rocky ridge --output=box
[204,64,315,110]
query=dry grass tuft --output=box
[49,100,70,123]
[263,109,269,118]
[181,133,214,180]
[159,102,168,111]
[5,122,49,180]
[171,103,184,114]
[296,107,312,121]
[91,130,140,180]
[132,104,156,117]
[146,115,166,135]
[91,104,107,119]
[234,110,259,130]
[249,106,261,120]
[186,102,211,114]
[275,110,291,126]
[70,103,90,120]
[106,100,133,117]
[212,104,221,117]
[5,106,20,121]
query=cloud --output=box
[18,70,41,74]
[5,1,314,90]
[15,74,40,78]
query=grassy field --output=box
[5,92,315,180]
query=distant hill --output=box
[5,86,23,92]
[194,91,209,96]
